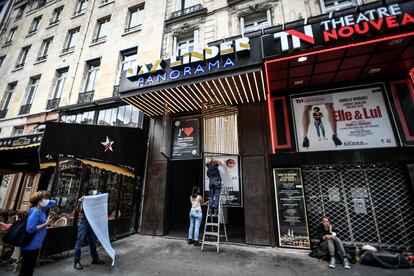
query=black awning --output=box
[0,133,43,173]
[39,122,147,172]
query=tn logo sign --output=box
[273,25,315,52]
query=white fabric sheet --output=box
[83,193,116,266]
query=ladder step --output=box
[202,241,218,246]
[206,222,219,226]
[204,231,218,236]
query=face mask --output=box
[39,199,50,207]
[92,190,98,195]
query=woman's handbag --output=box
[1,214,35,246]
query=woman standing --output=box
[20,191,56,276]
[188,186,207,247]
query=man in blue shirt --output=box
[206,160,222,216]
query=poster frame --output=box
[170,115,202,160]
[273,167,310,249]
[203,154,243,208]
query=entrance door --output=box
[303,163,414,250]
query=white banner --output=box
[292,87,396,152]
[204,155,242,207]
[83,193,116,266]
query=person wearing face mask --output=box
[20,190,56,276]
[74,186,105,270]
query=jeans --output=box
[321,237,346,258]
[20,249,39,276]
[74,216,99,263]
[188,210,203,241]
[208,179,221,212]
[314,120,325,137]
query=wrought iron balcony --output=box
[46,98,60,110]
[36,55,47,62]
[113,85,119,97]
[124,25,141,33]
[15,63,25,69]
[169,4,204,20]
[62,46,75,53]
[77,91,94,104]
[73,9,86,16]
[19,104,32,115]
[0,109,8,119]
[92,36,106,44]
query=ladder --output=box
[201,196,228,253]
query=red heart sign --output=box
[183,127,193,136]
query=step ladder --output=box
[201,196,228,253]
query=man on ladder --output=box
[206,159,222,216]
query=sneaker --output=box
[91,258,105,265]
[213,211,218,216]
[188,239,193,244]
[329,257,336,268]
[208,210,213,215]
[343,258,351,269]
[193,241,201,247]
[74,262,84,270]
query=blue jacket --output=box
[21,200,56,251]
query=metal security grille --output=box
[303,163,414,250]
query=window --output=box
[12,126,24,136]
[15,46,31,69]
[204,113,239,154]
[176,0,198,11]
[320,0,358,13]
[5,27,17,44]
[116,48,137,84]
[37,37,53,61]
[125,5,143,32]
[26,175,35,189]
[51,68,68,99]
[50,6,63,25]
[0,56,5,69]
[63,28,80,52]
[176,35,194,56]
[23,76,41,105]
[83,59,100,92]
[241,11,271,34]
[94,17,110,43]
[28,16,42,34]
[0,83,16,110]
[74,0,88,15]
[15,4,26,21]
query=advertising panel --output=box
[292,87,397,152]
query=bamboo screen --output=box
[203,113,239,155]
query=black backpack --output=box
[2,213,35,247]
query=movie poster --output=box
[171,116,201,159]
[292,87,397,152]
[204,155,242,207]
[274,168,310,249]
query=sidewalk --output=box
[2,234,413,276]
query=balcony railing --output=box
[0,109,8,119]
[170,4,203,20]
[62,46,75,53]
[49,19,60,26]
[15,63,25,69]
[36,55,47,62]
[92,36,106,44]
[77,91,94,104]
[73,9,86,16]
[46,98,60,110]
[19,104,31,115]
[124,24,141,33]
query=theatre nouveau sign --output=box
[262,1,414,59]
[119,36,263,93]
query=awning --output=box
[39,122,148,174]
[122,68,267,116]
[0,133,43,172]
[77,159,135,178]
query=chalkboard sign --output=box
[171,116,201,159]
[273,168,310,249]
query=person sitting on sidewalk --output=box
[317,216,351,269]
[73,186,105,270]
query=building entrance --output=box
[303,163,414,250]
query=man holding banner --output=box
[73,187,106,270]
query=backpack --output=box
[360,250,411,269]
[1,212,35,247]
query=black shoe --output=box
[91,258,105,265]
[74,262,84,270]
[303,136,310,148]
[332,134,342,146]
[213,211,218,216]
[188,239,193,244]
[193,241,201,247]
[208,210,213,215]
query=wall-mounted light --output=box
[298,56,308,62]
